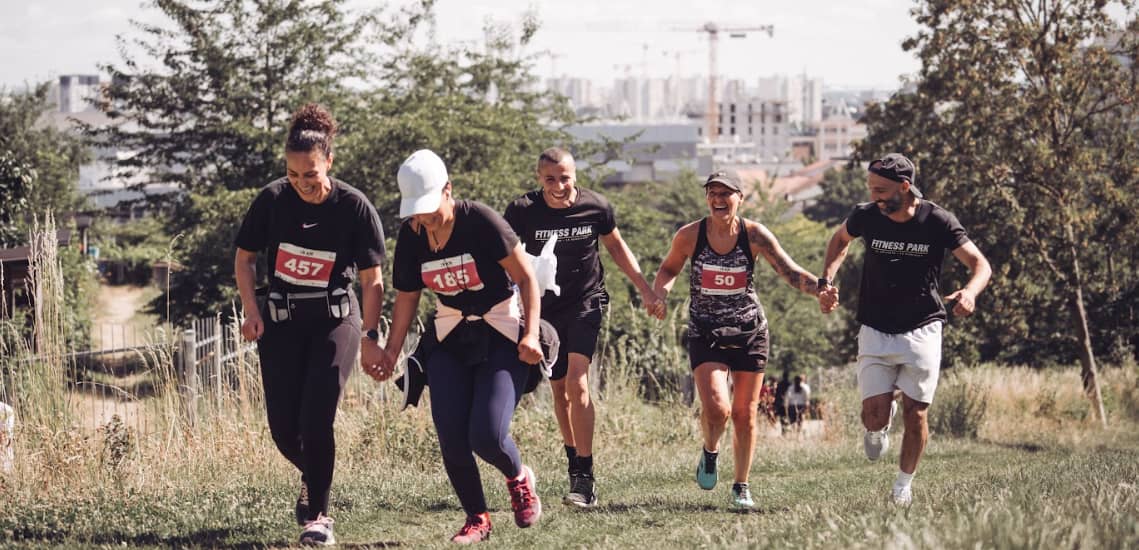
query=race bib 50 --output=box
[275,242,336,288]
[421,254,485,296]
[699,264,747,295]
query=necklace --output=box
[429,230,444,252]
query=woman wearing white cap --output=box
[651,169,833,509]
[366,149,543,543]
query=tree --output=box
[859,1,1139,425]
[98,0,587,322]
[90,0,402,323]
[0,84,88,247]
[92,0,383,195]
[802,166,866,228]
[333,13,579,236]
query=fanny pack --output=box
[697,316,764,350]
[264,288,352,322]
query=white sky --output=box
[3,0,930,91]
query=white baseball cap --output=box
[398,149,449,218]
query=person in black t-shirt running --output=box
[504,147,662,508]
[652,170,830,509]
[818,153,991,506]
[234,103,388,546]
[368,149,543,544]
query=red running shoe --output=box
[506,465,542,528]
[451,512,492,544]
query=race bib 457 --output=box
[421,254,485,296]
[699,264,747,295]
[275,242,336,288]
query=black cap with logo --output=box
[868,153,922,198]
[704,169,743,192]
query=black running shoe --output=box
[564,471,598,508]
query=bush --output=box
[930,371,988,438]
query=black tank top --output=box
[688,217,764,338]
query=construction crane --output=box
[679,22,774,142]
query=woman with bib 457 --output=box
[651,170,835,509]
[234,104,389,546]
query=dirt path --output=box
[92,284,159,350]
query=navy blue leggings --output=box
[258,317,357,521]
[426,333,529,516]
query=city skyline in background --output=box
[1,0,926,91]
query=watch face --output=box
[366,329,380,341]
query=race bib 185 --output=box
[699,264,748,295]
[421,254,485,296]
[275,242,336,288]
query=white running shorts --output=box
[856,322,943,404]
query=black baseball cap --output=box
[704,169,742,192]
[868,153,922,198]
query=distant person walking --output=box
[370,149,542,543]
[234,103,388,546]
[504,147,663,508]
[786,375,811,427]
[818,153,991,505]
[651,169,833,509]
[773,370,791,425]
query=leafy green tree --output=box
[334,18,578,235]
[92,0,382,195]
[0,153,35,247]
[90,0,403,323]
[858,0,1139,425]
[0,84,88,247]
[802,166,866,228]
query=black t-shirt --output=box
[234,177,386,293]
[844,201,970,334]
[503,188,616,314]
[392,200,519,315]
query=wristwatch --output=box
[364,328,380,342]
[817,277,831,289]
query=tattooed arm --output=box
[747,219,823,297]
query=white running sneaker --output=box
[864,430,889,461]
[892,483,913,506]
[864,400,898,461]
[299,514,335,546]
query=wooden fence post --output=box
[179,328,198,427]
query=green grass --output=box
[1,376,1137,549]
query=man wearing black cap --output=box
[817,153,991,506]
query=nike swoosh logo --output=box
[302,223,318,229]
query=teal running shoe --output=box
[696,449,717,490]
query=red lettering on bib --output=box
[421,254,485,296]
[699,264,747,295]
[275,242,336,288]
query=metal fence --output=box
[8,317,259,433]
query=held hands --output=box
[643,288,667,320]
[517,333,543,365]
[817,283,840,314]
[361,339,397,381]
[944,289,977,317]
[240,311,264,341]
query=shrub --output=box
[930,371,988,438]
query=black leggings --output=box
[426,333,529,516]
[258,317,358,521]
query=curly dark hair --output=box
[286,103,338,157]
